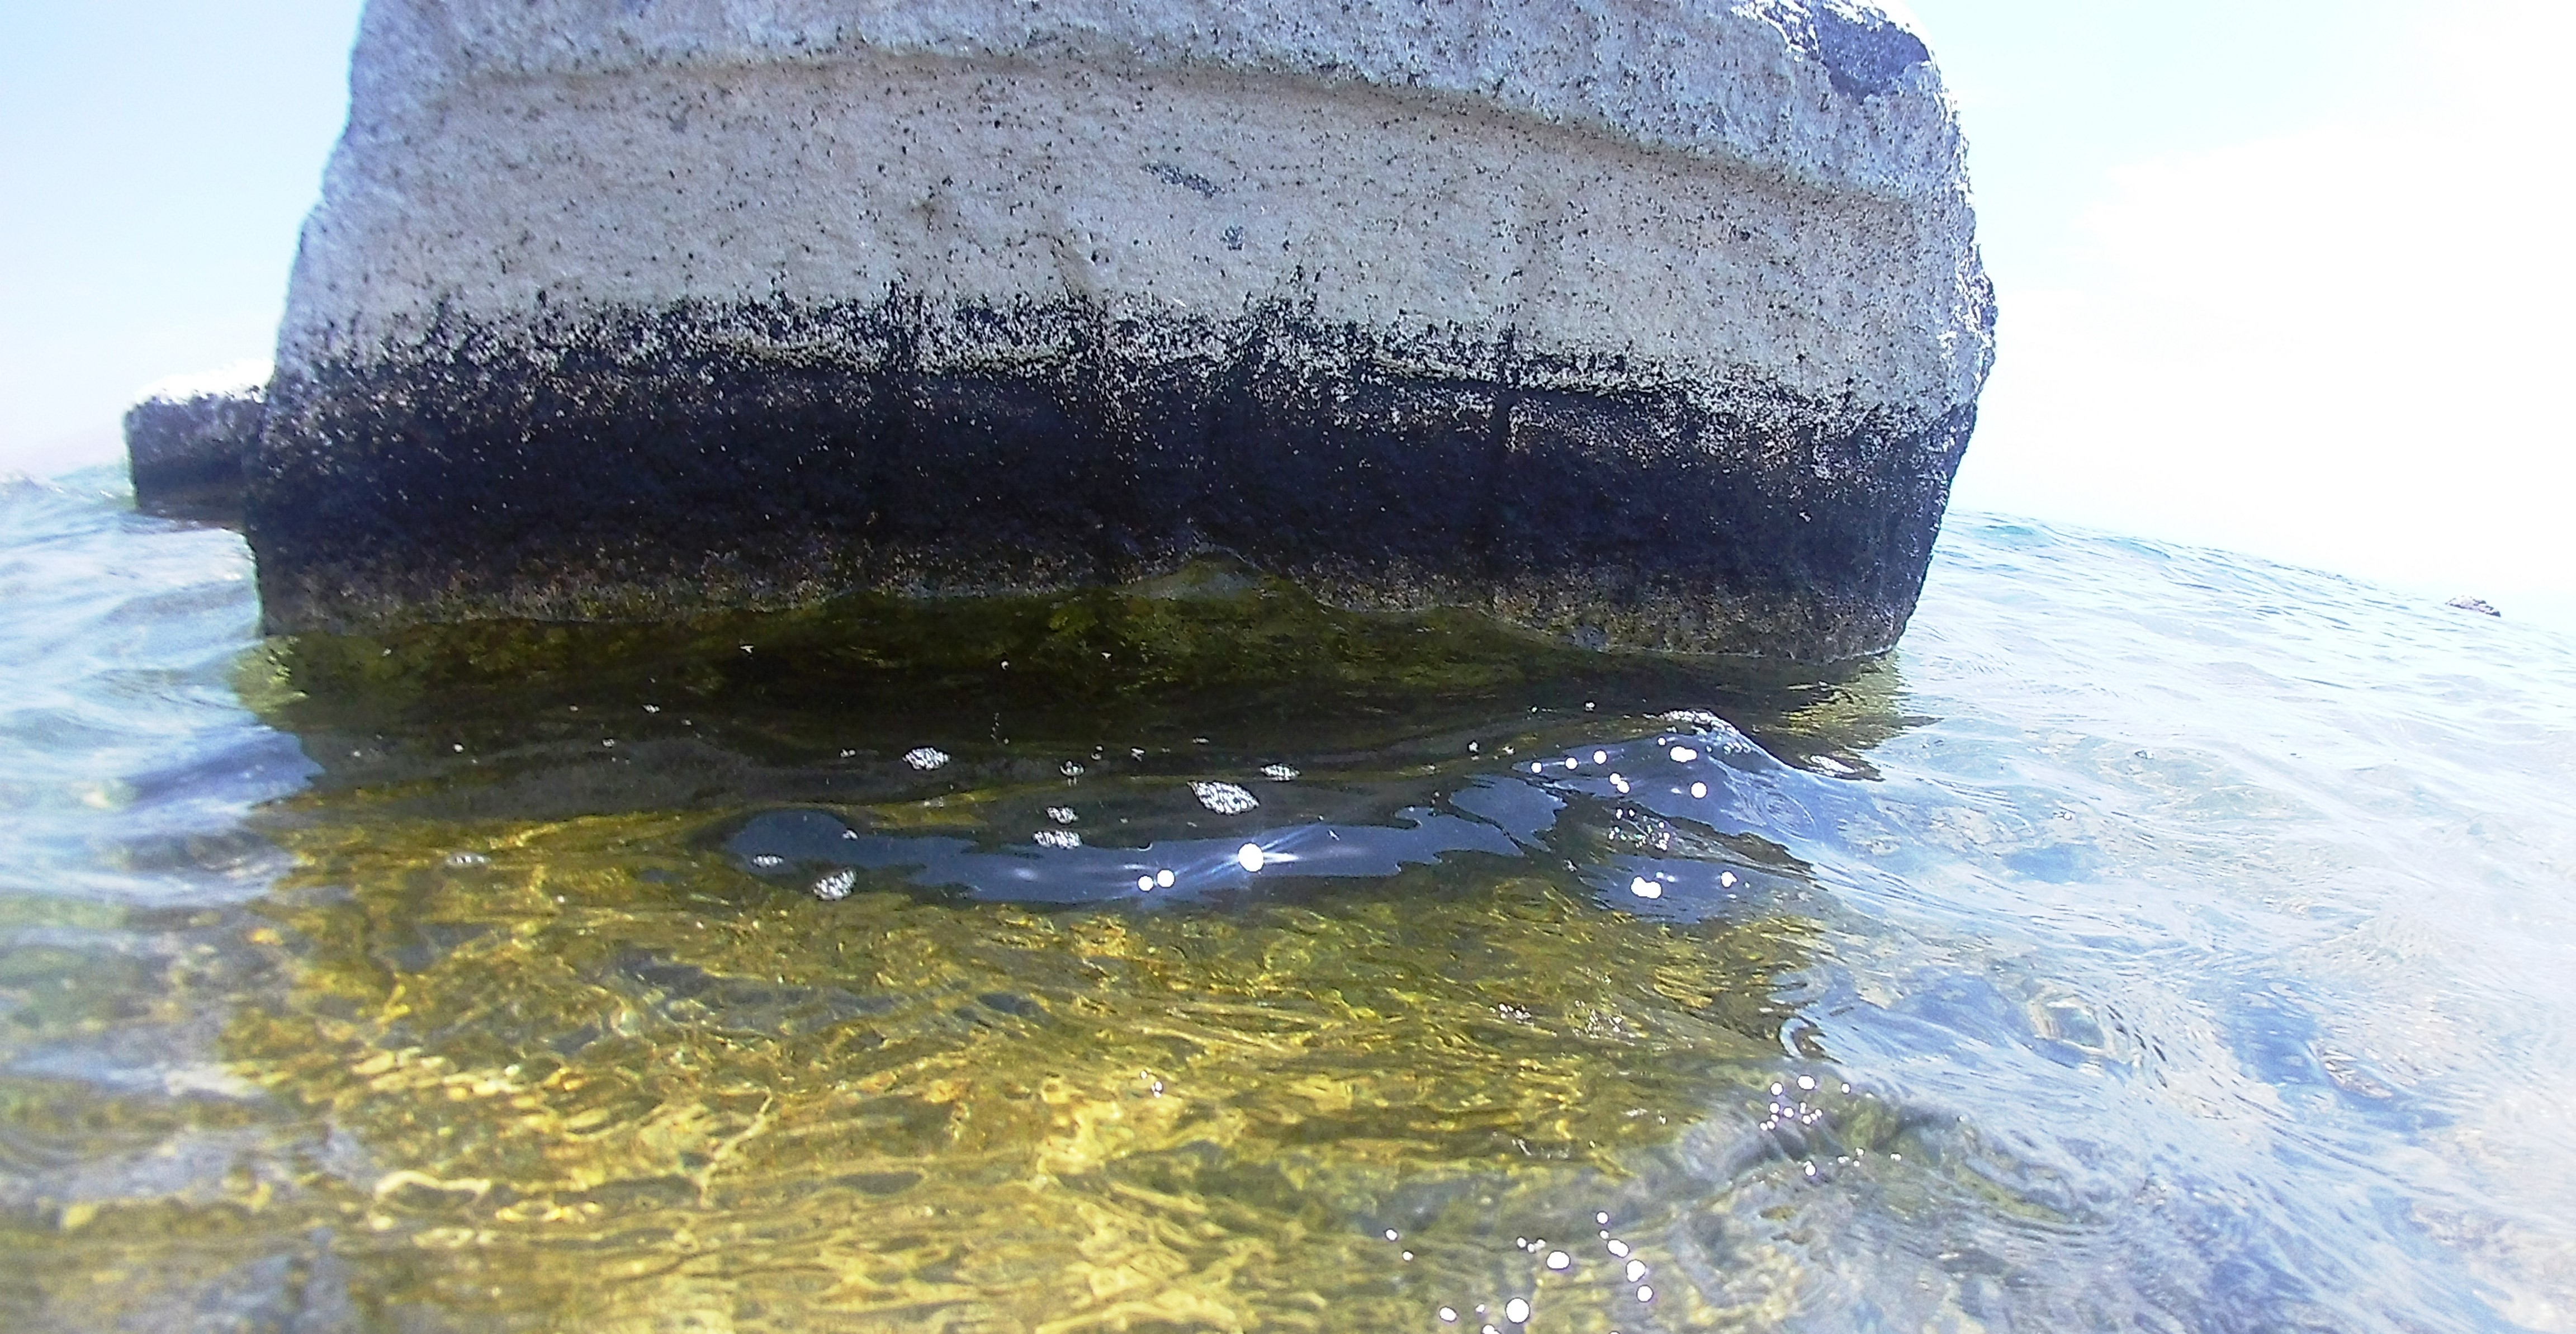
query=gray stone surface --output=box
[125,390,264,523]
[250,0,1995,659]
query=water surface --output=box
[3,467,2572,1331]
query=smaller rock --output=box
[2444,597,2502,617]
[124,389,262,523]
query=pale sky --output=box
[3,1,2569,624]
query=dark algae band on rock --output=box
[247,0,1993,659]
[250,299,1974,658]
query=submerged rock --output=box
[249,0,1994,659]
[125,389,263,523]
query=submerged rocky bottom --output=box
[4,470,2574,1332]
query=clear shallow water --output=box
[3,465,2573,1332]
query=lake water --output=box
[3,463,2572,1332]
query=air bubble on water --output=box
[1770,1082,1784,1095]
[1592,750,1608,764]
[1384,1228,1400,1241]
[1719,870,1736,886]
[1625,1259,1646,1282]
[1505,1297,1531,1323]
[1606,1239,1630,1257]
[1596,1211,1609,1225]
[903,747,949,770]
[841,828,859,840]
[1261,763,1300,781]
[1438,1308,1457,1324]
[1530,762,1545,774]
[1798,1075,1817,1090]
[1628,877,1662,900]
[1033,829,1081,850]
[1156,869,1175,888]
[812,868,856,901]
[1670,745,1699,762]
[1135,875,1154,892]
[1237,843,1265,872]
[1636,1285,1654,1303]
[1545,1251,1569,1270]
[1046,806,1078,824]
[1190,780,1258,814]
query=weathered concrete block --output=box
[251,0,1994,659]
[126,390,264,523]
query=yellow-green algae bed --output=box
[7,575,1929,1331]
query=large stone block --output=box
[250,0,1994,659]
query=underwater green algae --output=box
[4,586,1934,1332]
[17,806,1825,1331]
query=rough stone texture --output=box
[126,391,264,523]
[252,0,1995,659]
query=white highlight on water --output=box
[1190,780,1259,814]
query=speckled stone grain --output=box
[250,0,1995,659]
